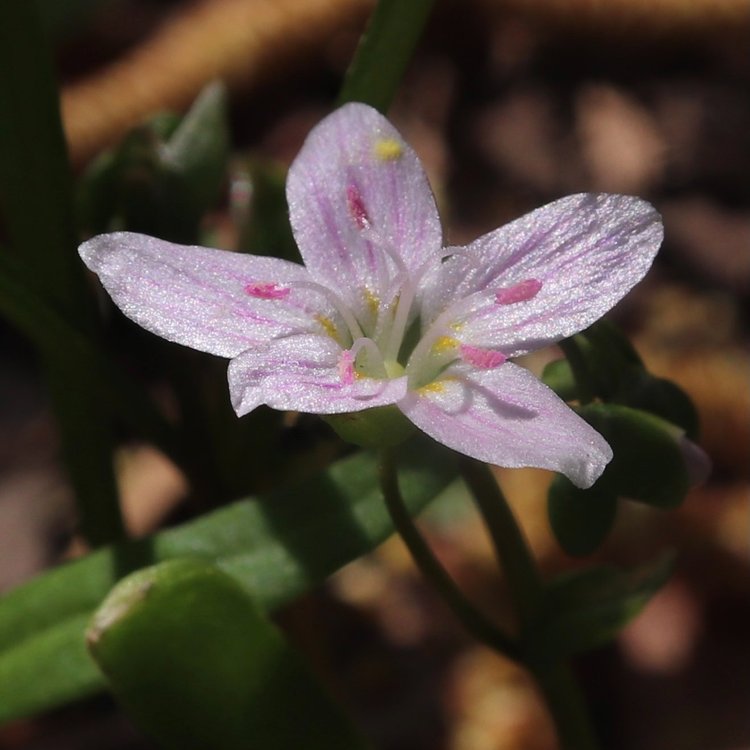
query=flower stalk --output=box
[379,449,519,658]
[383,451,601,750]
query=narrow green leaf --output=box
[0,0,90,320]
[162,81,230,211]
[337,0,436,112]
[0,1,124,544]
[528,553,675,662]
[0,252,179,463]
[0,438,457,724]
[36,0,118,39]
[88,559,370,750]
[77,83,229,243]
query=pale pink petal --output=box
[228,334,408,416]
[286,103,442,309]
[79,232,339,358]
[399,362,612,488]
[678,435,712,486]
[421,194,662,357]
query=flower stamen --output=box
[245,282,290,300]
[346,184,371,230]
[495,278,543,305]
[459,345,506,369]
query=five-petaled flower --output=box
[79,103,663,489]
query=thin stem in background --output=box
[458,456,600,750]
[379,450,519,659]
[458,457,543,629]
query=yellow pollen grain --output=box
[418,381,445,395]
[316,314,338,340]
[374,138,403,161]
[363,288,380,316]
[451,322,464,332]
[432,336,458,353]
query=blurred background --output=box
[0,0,748,747]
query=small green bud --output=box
[325,405,415,449]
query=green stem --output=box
[458,457,600,750]
[534,663,601,750]
[337,0,436,112]
[379,450,518,659]
[559,337,596,405]
[458,457,542,628]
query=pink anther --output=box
[244,282,290,300]
[459,345,506,369]
[346,184,371,230]
[338,349,355,385]
[495,278,543,305]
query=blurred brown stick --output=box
[62,0,373,165]
[61,0,748,166]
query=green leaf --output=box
[36,0,118,39]
[337,0,436,112]
[541,358,578,401]
[614,370,700,440]
[548,479,618,557]
[162,81,230,211]
[579,403,690,508]
[528,552,675,662]
[558,319,644,403]
[0,437,457,724]
[581,318,643,370]
[0,1,124,544]
[234,158,300,263]
[77,83,230,243]
[0,252,179,461]
[0,0,90,319]
[88,559,370,750]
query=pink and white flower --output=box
[79,103,663,489]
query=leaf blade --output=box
[0,438,457,724]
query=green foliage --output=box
[78,83,230,243]
[0,438,457,724]
[0,0,124,544]
[528,553,675,663]
[338,0,436,112]
[547,318,702,556]
[548,479,618,557]
[545,319,699,439]
[579,404,690,508]
[548,403,690,556]
[541,358,578,402]
[234,158,300,262]
[88,559,370,749]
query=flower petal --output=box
[421,193,662,357]
[399,362,612,488]
[228,334,408,416]
[286,103,442,309]
[79,232,339,358]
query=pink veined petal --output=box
[79,232,337,358]
[286,102,442,307]
[399,362,612,489]
[227,334,408,416]
[421,193,663,357]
